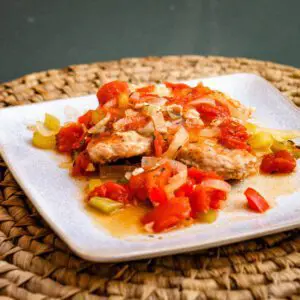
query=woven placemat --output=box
[1,55,300,300]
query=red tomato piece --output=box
[72,151,91,176]
[149,187,167,205]
[208,189,227,209]
[136,85,155,94]
[219,119,250,150]
[124,115,149,131]
[189,185,211,217]
[57,123,84,153]
[175,179,195,197]
[97,81,129,105]
[141,197,191,232]
[89,181,130,203]
[153,131,167,157]
[191,83,212,99]
[129,163,173,202]
[188,167,222,183]
[195,101,230,123]
[78,110,93,128]
[244,187,270,213]
[260,150,296,174]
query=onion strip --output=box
[88,113,111,134]
[201,179,231,193]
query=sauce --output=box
[85,172,300,238]
[86,204,149,237]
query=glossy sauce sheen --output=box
[86,172,299,238]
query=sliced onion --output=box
[201,179,231,193]
[137,121,155,136]
[88,113,111,134]
[125,109,138,117]
[163,126,189,159]
[199,127,220,138]
[152,111,167,133]
[164,160,187,199]
[35,121,57,136]
[113,117,132,131]
[103,99,116,108]
[189,98,216,106]
[141,156,164,169]
[64,105,80,120]
[147,97,167,106]
[130,92,140,101]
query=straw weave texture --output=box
[0,55,300,299]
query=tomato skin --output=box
[72,151,91,176]
[136,85,155,94]
[244,187,270,213]
[129,163,172,202]
[260,150,296,174]
[195,102,230,123]
[141,197,191,232]
[188,167,222,183]
[97,81,129,105]
[153,131,166,157]
[189,185,211,216]
[89,181,130,203]
[175,180,194,197]
[78,110,93,128]
[219,119,250,150]
[57,123,84,153]
[149,187,167,205]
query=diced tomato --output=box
[260,150,296,174]
[97,81,129,105]
[57,123,84,153]
[141,197,191,232]
[208,189,227,210]
[219,119,250,150]
[89,181,130,203]
[191,83,212,99]
[244,187,270,213]
[153,131,167,157]
[78,110,93,128]
[175,179,194,197]
[195,101,230,123]
[136,85,155,94]
[189,185,211,217]
[149,187,167,205]
[72,151,91,176]
[188,167,222,183]
[129,163,172,202]
[102,107,123,123]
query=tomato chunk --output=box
[208,189,227,210]
[195,101,230,123]
[72,151,91,176]
[260,150,296,174]
[97,81,129,105]
[136,85,155,94]
[189,185,211,216]
[129,163,172,202]
[78,110,93,128]
[89,181,130,203]
[175,179,194,197]
[219,119,250,150]
[141,197,191,232]
[188,167,221,183]
[244,187,270,213]
[149,187,167,206]
[57,123,84,153]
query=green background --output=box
[1,0,300,82]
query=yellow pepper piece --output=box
[88,197,123,214]
[245,122,257,134]
[91,110,103,124]
[197,209,218,223]
[88,179,103,192]
[248,132,274,150]
[44,113,60,131]
[32,131,56,149]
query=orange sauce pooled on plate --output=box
[86,204,149,238]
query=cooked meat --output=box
[178,139,258,180]
[87,131,152,164]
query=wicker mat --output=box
[0,55,300,300]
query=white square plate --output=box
[0,73,300,262]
